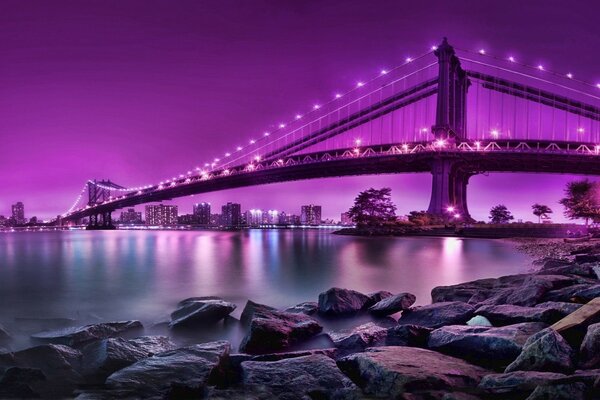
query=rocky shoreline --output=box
[1,240,600,399]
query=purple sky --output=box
[1,0,599,222]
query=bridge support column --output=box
[427,158,472,221]
[86,212,116,230]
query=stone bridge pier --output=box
[427,157,473,221]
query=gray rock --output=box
[368,292,416,316]
[169,298,236,328]
[475,304,563,325]
[0,367,46,399]
[31,321,143,347]
[478,371,567,394]
[428,322,548,370]
[466,315,493,326]
[398,301,475,328]
[534,301,582,317]
[575,254,600,263]
[241,354,360,399]
[541,258,572,270]
[579,322,600,369]
[572,284,600,302]
[329,322,388,354]
[337,346,490,397]
[106,341,230,397]
[239,305,322,354]
[505,328,575,373]
[365,290,393,307]
[525,382,587,400]
[537,263,597,278]
[240,300,277,325]
[284,301,318,315]
[542,284,592,302]
[318,287,370,316]
[384,324,432,347]
[431,278,503,303]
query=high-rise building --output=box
[193,202,211,225]
[210,213,221,226]
[221,202,241,227]
[120,208,143,224]
[341,212,353,226]
[145,204,178,225]
[11,202,25,225]
[278,211,288,225]
[288,214,301,225]
[300,204,322,226]
[0,215,7,227]
[266,210,279,225]
[245,209,263,227]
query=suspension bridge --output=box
[55,38,600,228]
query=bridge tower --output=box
[427,38,473,220]
[86,179,122,230]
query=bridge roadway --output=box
[63,139,600,222]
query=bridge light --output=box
[402,144,409,151]
[431,45,438,51]
[225,152,231,157]
[447,206,455,213]
[205,163,210,167]
[355,138,361,145]
[567,73,573,79]
[405,57,413,63]
[490,129,500,138]
[508,56,515,62]
[537,65,544,71]
[578,128,585,133]
[223,169,230,175]
[356,82,364,88]
[454,213,461,219]
[254,155,261,161]
[236,146,242,151]
[335,93,342,98]
[250,139,256,144]
[596,83,600,89]
[435,139,446,148]
[277,159,284,164]
[264,132,270,136]
[475,141,481,149]
[313,104,320,110]
[295,114,302,120]
[380,69,388,75]
[478,49,486,55]
[214,158,220,162]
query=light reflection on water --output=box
[0,229,531,346]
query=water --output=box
[0,229,532,350]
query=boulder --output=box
[428,322,548,370]
[329,322,388,354]
[537,263,597,279]
[81,336,177,381]
[475,304,563,326]
[398,301,475,329]
[542,284,592,302]
[240,300,277,325]
[431,278,501,303]
[466,315,493,326]
[575,254,600,263]
[169,298,236,329]
[368,292,416,316]
[0,325,11,344]
[239,306,322,354]
[478,371,567,395]
[365,290,393,307]
[240,354,360,399]
[541,258,572,270]
[535,301,582,317]
[579,322,600,369]
[106,341,230,397]
[284,302,318,315]
[501,276,557,307]
[384,324,432,347]
[526,382,587,400]
[0,367,46,399]
[318,287,370,316]
[571,284,600,303]
[31,321,143,347]
[505,328,575,373]
[337,346,490,397]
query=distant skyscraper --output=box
[11,202,25,225]
[221,202,241,227]
[300,204,322,226]
[145,204,178,225]
[246,209,263,227]
[210,213,221,226]
[120,208,142,224]
[193,202,211,225]
[266,210,279,225]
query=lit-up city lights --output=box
[490,129,500,138]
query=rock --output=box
[526,382,587,400]
[284,301,318,315]
[505,328,575,373]
[503,276,557,307]
[81,336,177,381]
[475,304,563,325]
[329,322,388,354]
[384,324,432,347]
[31,321,143,347]
[572,284,600,302]
[579,322,600,369]
[368,292,416,316]
[239,306,322,354]
[106,341,230,397]
[466,315,493,326]
[240,354,360,399]
[365,290,393,307]
[478,371,567,395]
[428,322,548,370]
[398,301,475,329]
[541,258,572,270]
[575,254,600,263]
[317,287,370,316]
[0,325,11,344]
[537,263,597,278]
[169,298,236,329]
[239,300,277,325]
[542,284,593,302]
[535,301,583,317]
[0,367,46,399]
[432,278,501,303]
[337,346,490,397]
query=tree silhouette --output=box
[347,187,397,227]
[559,179,599,226]
[532,203,553,223]
[489,204,514,224]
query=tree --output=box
[559,179,600,226]
[532,203,553,223]
[347,187,397,227]
[407,211,444,226]
[489,204,514,224]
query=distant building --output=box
[341,212,353,226]
[222,203,241,227]
[11,202,25,225]
[288,214,301,225]
[266,210,279,225]
[210,213,221,226]
[120,208,143,224]
[177,213,197,225]
[246,209,263,227]
[0,215,6,227]
[300,204,322,226]
[193,202,211,225]
[278,211,288,225]
[145,204,178,225]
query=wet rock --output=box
[541,258,572,270]
[466,315,493,326]
[431,278,500,303]
[81,336,177,382]
[535,301,582,317]
[365,290,393,307]
[31,321,143,347]
[239,300,277,325]
[239,305,322,354]
[106,341,230,397]
[329,322,388,354]
[384,324,432,347]
[579,322,600,369]
[542,284,592,302]
[0,367,46,399]
[526,382,587,400]
[502,276,559,307]
[537,263,597,279]
[475,304,563,325]
[368,292,416,316]
[337,346,490,397]
[572,284,600,303]
[240,354,360,399]
[428,322,548,370]
[478,371,566,395]
[284,301,318,315]
[398,301,475,329]
[317,287,370,316]
[575,254,600,263]
[505,328,575,373]
[169,298,236,329]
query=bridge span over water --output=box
[56,38,600,228]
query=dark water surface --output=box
[0,229,532,349]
